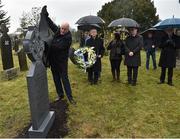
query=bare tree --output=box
[19,7,41,29]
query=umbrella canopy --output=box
[76,15,105,25]
[140,28,167,38]
[154,17,180,29]
[108,18,140,28]
[77,24,101,31]
[140,28,167,47]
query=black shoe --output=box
[55,95,64,101]
[167,82,174,86]
[158,81,164,84]
[69,98,76,105]
[111,79,116,82]
[131,82,136,86]
[89,80,93,85]
[128,80,132,85]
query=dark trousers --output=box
[51,69,72,100]
[146,51,157,69]
[88,68,99,83]
[160,67,173,83]
[127,66,138,83]
[110,59,121,79]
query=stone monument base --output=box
[28,111,55,138]
[0,67,20,80]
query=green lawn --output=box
[0,45,180,137]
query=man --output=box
[86,28,105,85]
[80,31,90,47]
[41,7,75,104]
[124,27,143,86]
[158,28,178,86]
[143,32,157,70]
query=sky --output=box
[2,0,180,33]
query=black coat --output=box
[47,17,72,73]
[107,40,124,60]
[159,34,178,68]
[143,38,156,52]
[86,37,105,72]
[124,35,143,67]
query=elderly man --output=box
[124,27,143,86]
[42,7,75,104]
[86,28,105,85]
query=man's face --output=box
[148,33,153,38]
[90,29,97,38]
[165,28,173,36]
[129,28,138,36]
[60,24,69,35]
[84,32,89,37]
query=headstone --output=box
[17,48,28,71]
[13,36,19,53]
[0,67,20,80]
[23,17,55,137]
[0,24,14,70]
[27,61,54,137]
[0,24,19,80]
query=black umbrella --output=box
[76,15,105,25]
[108,18,140,28]
[140,28,168,47]
[77,24,101,31]
[140,28,167,38]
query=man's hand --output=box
[98,55,102,58]
[152,45,155,48]
[129,52,134,56]
[41,5,49,17]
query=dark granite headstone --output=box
[23,6,55,137]
[0,24,14,70]
[13,36,19,53]
[0,24,19,80]
[27,61,54,137]
[17,48,28,71]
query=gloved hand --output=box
[41,5,49,17]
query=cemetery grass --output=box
[0,45,180,137]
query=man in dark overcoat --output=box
[86,28,105,85]
[41,7,75,104]
[158,28,179,86]
[124,27,143,86]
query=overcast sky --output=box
[2,0,180,33]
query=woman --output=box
[124,27,143,86]
[107,32,124,82]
